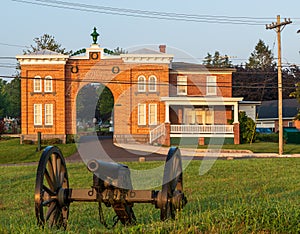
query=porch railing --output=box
[149,123,166,144]
[171,124,234,134]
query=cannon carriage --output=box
[34,146,187,229]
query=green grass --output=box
[193,142,300,154]
[0,138,77,164]
[1,159,299,233]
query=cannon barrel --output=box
[87,159,132,189]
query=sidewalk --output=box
[115,143,300,159]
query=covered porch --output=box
[156,96,243,145]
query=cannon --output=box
[34,146,187,229]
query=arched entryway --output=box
[76,83,114,136]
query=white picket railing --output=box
[149,123,166,144]
[171,125,234,134]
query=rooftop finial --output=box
[90,27,99,44]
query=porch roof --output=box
[160,96,243,106]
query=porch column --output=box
[165,103,170,123]
[233,103,239,123]
[164,122,171,146]
[233,123,240,144]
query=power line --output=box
[12,0,296,26]
[0,42,30,48]
[0,74,298,90]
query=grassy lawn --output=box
[0,137,300,165]
[1,159,299,233]
[0,138,77,164]
[203,142,300,154]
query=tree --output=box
[0,79,8,117]
[112,47,127,55]
[4,78,21,117]
[290,80,300,120]
[203,51,232,68]
[238,111,257,143]
[203,53,213,66]
[76,84,114,124]
[95,85,114,122]
[229,111,256,143]
[76,84,99,122]
[104,47,128,55]
[246,39,275,70]
[23,34,72,55]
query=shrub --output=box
[66,134,77,144]
[0,120,4,135]
[229,111,257,143]
[41,138,62,145]
[256,133,279,143]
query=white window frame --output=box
[33,76,42,92]
[34,104,42,125]
[44,75,53,93]
[45,104,53,126]
[177,76,187,95]
[206,76,217,95]
[138,103,146,125]
[138,76,146,92]
[148,75,157,92]
[184,107,214,125]
[149,103,157,125]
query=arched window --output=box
[138,76,146,92]
[148,75,157,92]
[44,76,53,92]
[33,76,42,92]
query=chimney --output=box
[159,45,166,53]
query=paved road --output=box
[67,136,167,163]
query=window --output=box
[149,103,157,125]
[138,76,146,92]
[33,76,42,92]
[34,104,42,125]
[177,76,187,95]
[138,103,146,125]
[184,108,214,125]
[45,104,53,126]
[206,76,217,95]
[205,109,214,125]
[149,75,157,92]
[44,76,53,92]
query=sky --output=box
[1,0,300,79]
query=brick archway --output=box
[17,45,171,143]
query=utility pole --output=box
[266,15,292,155]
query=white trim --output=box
[45,104,53,126]
[183,107,214,125]
[148,75,157,92]
[138,103,146,125]
[33,76,42,92]
[138,75,146,92]
[206,76,217,95]
[170,70,235,75]
[34,104,42,125]
[44,76,53,93]
[16,54,68,65]
[160,96,243,106]
[177,75,187,95]
[149,103,157,125]
[256,117,296,121]
[170,133,234,138]
[121,53,173,64]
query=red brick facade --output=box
[17,44,241,145]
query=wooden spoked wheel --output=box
[34,146,70,229]
[160,147,184,221]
